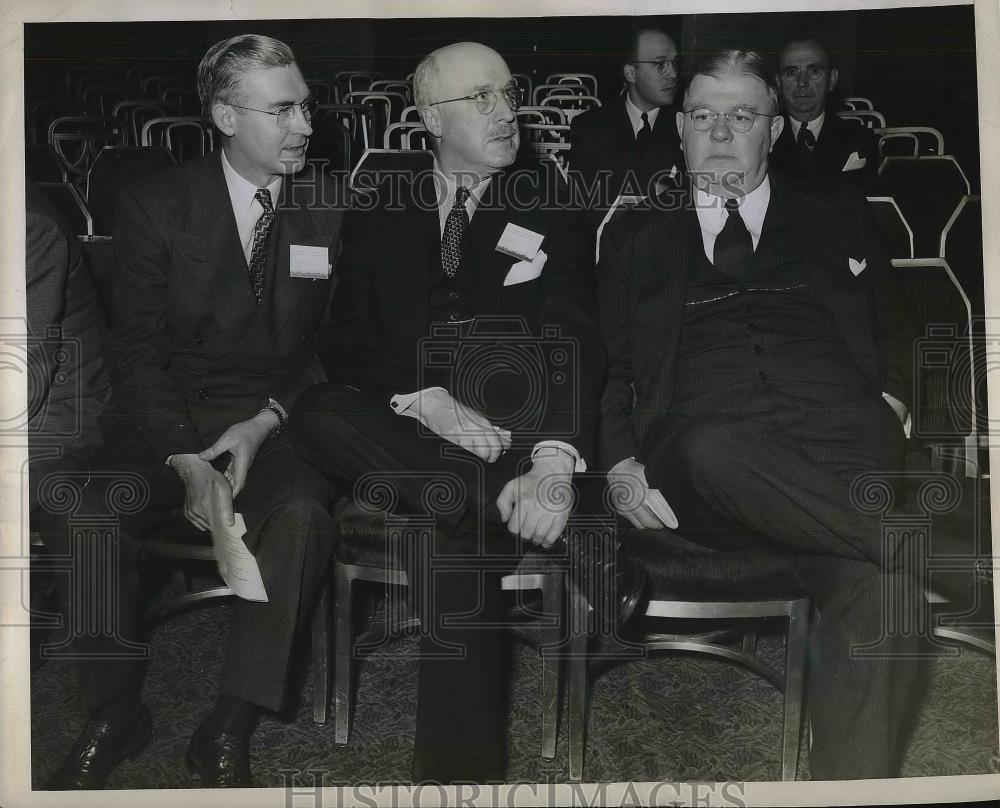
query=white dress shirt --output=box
[787,110,826,142]
[221,147,283,264]
[694,175,771,263]
[624,93,661,137]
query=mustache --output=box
[489,126,518,139]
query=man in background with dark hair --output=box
[44,33,342,789]
[569,27,683,209]
[769,37,879,191]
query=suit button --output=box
[449,292,459,300]
[194,333,204,345]
[753,344,762,354]
[198,389,209,400]
[300,333,310,343]
[449,313,458,321]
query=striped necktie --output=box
[247,188,274,305]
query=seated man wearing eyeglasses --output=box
[291,41,609,783]
[598,49,926,779]
[569,27,684,209]
[769,37,879,191]
[44,34,342,789]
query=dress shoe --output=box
[567,532,647,625]
[185,721,253,787]
[45,702,152,789]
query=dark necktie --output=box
[248,188,274,305]
[796,121,818,175]
[441,185,471,278]
[713,198,754,277]
[636,111,652,153]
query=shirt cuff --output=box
[389,387,447,420]
[267,397,288,422]
[531,440,587,473]
[882,391,912,439]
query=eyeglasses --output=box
[684,107,775,133]
[632,58,679,75]
[778,64,828,82]
[230,97,319,128]
[427,85,524,115]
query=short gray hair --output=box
[412,50,441,108]
[683,49,779,115]
[197,34,297,117]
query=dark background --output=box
[24,4,980,187]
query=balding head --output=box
[414,42,520,181]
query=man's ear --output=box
[675,109,685,146]
[828,67,839,93]
[212,103,236,137]
[623,63,637,85]
[768,112,785,152]
[419,105,443,139]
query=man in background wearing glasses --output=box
[44,34,342,789]
[597,49,924,779]
[569,27,684,212]
[291,41,608,783]
[769,37,879,190]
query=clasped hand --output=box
[496,454,576,548]
[606,458,678,530]
[412,388,511,463]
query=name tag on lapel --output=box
[496,223,544,262]
[289,244,330,279]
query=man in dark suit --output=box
[597,50,925,779]
[769,38,879,191]
[291,41,605,784]
[44,34,342,789]
[569,27,683,208]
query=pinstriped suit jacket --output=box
[595,171,913,469]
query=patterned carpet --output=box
[29,580,1000,789]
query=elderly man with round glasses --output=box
[290,40,611,784]
[769,37,879,190]
[43,33,343,789]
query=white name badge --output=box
[495,222,544,262]
[290,244,331,279]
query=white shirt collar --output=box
[625,92,661,137]
[788,109,826,141]
[694,174,771,261]
[221,147,283,262]
[432,158,493,235]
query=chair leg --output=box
[333,563,355,745]
[311,581,331,725]
[567,588,589,782]
[539,573,563,760]
[781,599,810,781]
[741,630,758,656]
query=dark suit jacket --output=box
[597,172,914,469]
[569,93,683,207]
[105,151,344,465]
[770,113,879,192]
[322,161,606,463]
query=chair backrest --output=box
[940,195,984,315]
[112,100,180,146]
[547,73,598,96]
[836,109,886,129]
[85,146,177,236]
[349,148,434,194]
[878,156,971,256]
[518,123,571,147]
[383,122,431,150]
[35,182,94,237]
[541,95,601,120]
[878,126,945,159]
[400,105,422,122]
[47,116,125,179]
[843,96,874,110]
[26,143,68,183]
[370,81,412,104]
[533,83,589,106]
[160,86,202,115]
[865,196,914,259]
[315,103,374,156]
[28,97,86,145]
[511,73,533,104]
[140,116,215,161]
[306,114,353,172]
[306,80,333,104]
[335,71,382,97]
[888,257,978,472]
[516,105,568,126]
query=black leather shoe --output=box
[45,703,152,790]
[614,554,646,625]
[185,722,252,787]
[568,532,646,626]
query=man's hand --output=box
[411,388,511,463]
[606,457,678,530]
[167,454,234,532]
[496,453,575,548]
[197,410,277,497]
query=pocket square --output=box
[849,257,867,276]
[842,151,867,172]
[503,250,548,286]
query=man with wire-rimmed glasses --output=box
[44,33,343,789]
[569,27,683,211]
[597,49,924,779]
[291,40,614,783]
[769,37,879,190]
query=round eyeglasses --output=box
[230,98,319,128]
[779,65,828,82]
[427,86,524,115]
[632,58,679,75]
[684,107,775,134]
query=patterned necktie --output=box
[796,121,818,175]
[441,185,471,278]
[713,198,754,277]
[247,188,274,305]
